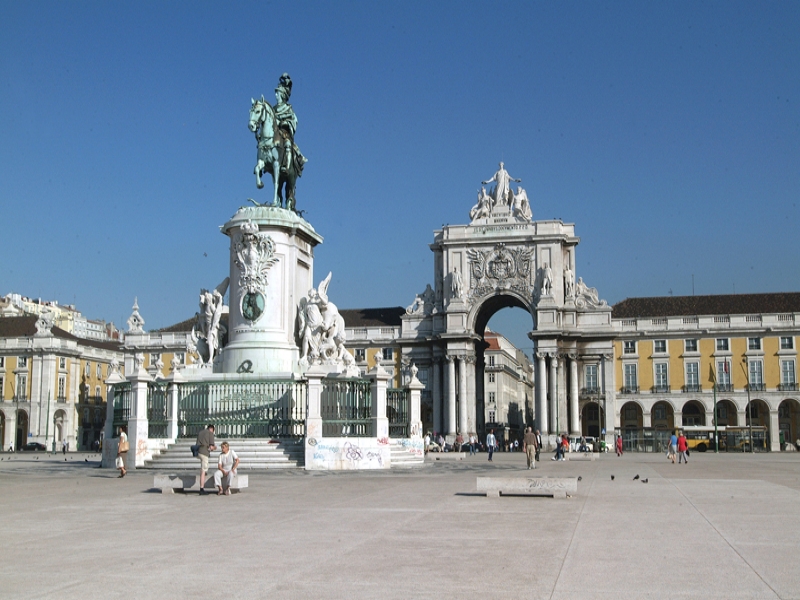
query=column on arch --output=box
[432,357,442,434]
[569,354,580,435]
[446,355,457,436]
[549,353,559,434]
[558,354,568,436]
[458,356,468,434]
[465,354,477,434]
[536,352,549,435]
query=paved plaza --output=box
[1,450,799,599]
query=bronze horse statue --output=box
[248,97,304,210]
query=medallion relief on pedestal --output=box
[234,220,279,322]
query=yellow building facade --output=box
[612,294,800,451]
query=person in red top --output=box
[677,432,689,464]
[615,435,623,457]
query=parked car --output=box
[21,442,47,451]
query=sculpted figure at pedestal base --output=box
[469,187,493,221]
[192,278,230,366]
[297,272,351,371]
[564,266,575,298]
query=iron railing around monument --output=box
[387,388,409,437]
[177,380,307,440]
[321,378,372,437]
[112,382,131,431]
[147,382,168,438]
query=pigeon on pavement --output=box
[642,478,649,483]
[633,474,640,480]
[611,475,615,481]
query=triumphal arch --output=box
[401,163,616,444]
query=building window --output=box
[716,405,727,420]
[96,364,102,378]
[684,339,698,353]
[85,362,90,377]
[623,341,636,355]
[176,352,185,365]
[748,360,763,388]
[781,360,796,385]
[18,356,28,368]
[382,348,393,361]
[686,362,699,389]
[781,336,794,350]
[355,349,365,362]
[654,340,667,354]
[59,357,66,369]
[488,372,495,383]
[15,374,27,399]
[0,376,4,397]
[716,339,729,352]
[488,409,496,423]
[716,360,731,388]
[58,376,66,399]
[624,406,638,420]
[653,405,666,420]
[0,357,4,368]
[95,385,101,399]
[488,355,495,366]
[624,364,637,390]
[748,337,761,351]
[585,365,598,390]
[655,363,669,390]
[488,392,495,404]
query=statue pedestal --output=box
[220,205,322,375]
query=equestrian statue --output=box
[248,73,308,210]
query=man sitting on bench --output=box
[214,442,239,496]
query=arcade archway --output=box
[15,410,28,449]
[778,398,800,449]
[681,400,706,426]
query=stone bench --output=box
[477,476,578,499]
[567,452,599,461]
[154,473,249,495]
[431,452,466,461]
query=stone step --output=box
[143,438,304,470]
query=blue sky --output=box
[1,2,798,352]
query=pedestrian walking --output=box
[523,427,538,469]
[115,426,128,478]
[534,430,542,462]
[667,431,678,463]
[486,429,497,462]
[616,435,623,457]
[62,439,67,455]
[677,432,689,464]
[469,434,477,455]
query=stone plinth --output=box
[220,206,322,375]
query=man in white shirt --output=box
[213,442,240,496]
[486,429,497,462]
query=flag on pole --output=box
[708,363,716,384]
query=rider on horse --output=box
[273,73,307,175]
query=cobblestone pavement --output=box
[1,450,799,599]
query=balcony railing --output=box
[580,387,601,397]
[56,396,67,403]
[747,383,766,392]
[778,382,798,392]
[620,386,639,394]
[651,385,671,393]
[683,384,702,393]
[715,384,733,392]
[12,396,29,403]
